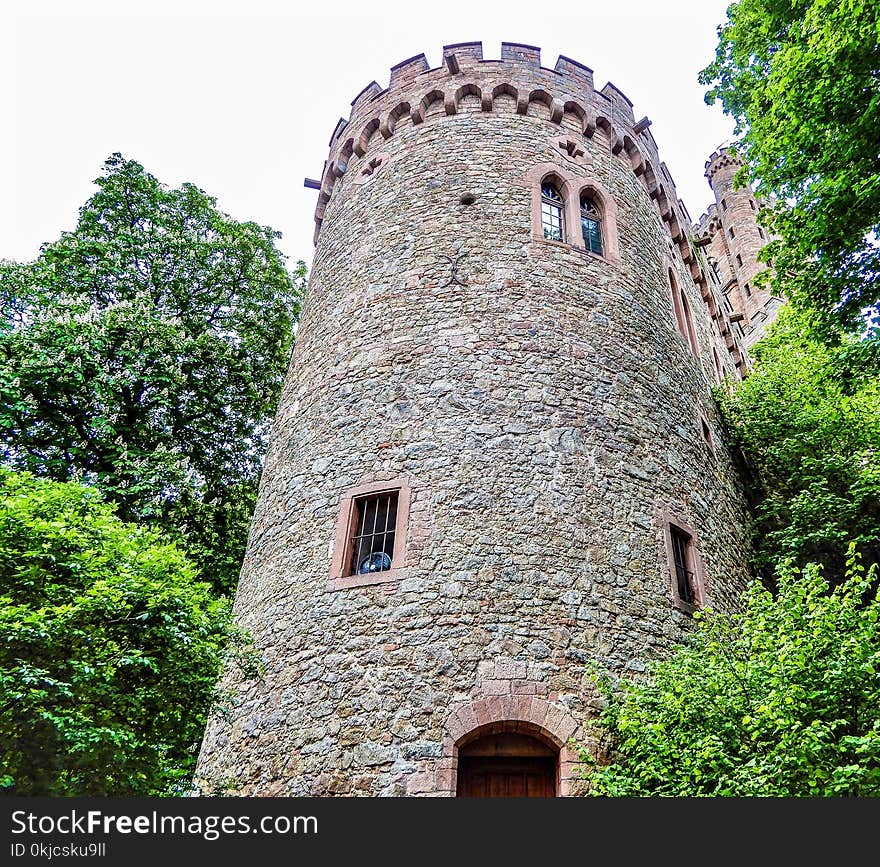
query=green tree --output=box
[0,154,305,592]
[699,0,880,330]
[585,551,880,796]
[716,305,880,583]
[0,470,253,796]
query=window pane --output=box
[670,527,694,604]
[581,216,603,255]
[541,184,564,241]
[351,492,399,575]
[541,184,563,203]
[542,203,563,241]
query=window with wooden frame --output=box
[541,183,564,241]
[662,517,706,613]
[329,480,411,590]
[580,194,603,255]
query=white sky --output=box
[1,0,735,269]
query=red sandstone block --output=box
[543,703,564,728]
[486,695,505,723]
[435,767,455,791]
[481,678,511,696]
[406,772,431,794]
[555,714,579,743]
[511,679,537,695]
[456,704,479,735]
[474,700,494,726]
[499,695,520,721]
[446,712,468,742]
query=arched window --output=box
[541,183,564,241]
[580,195,603,255]
[669,269,698,356]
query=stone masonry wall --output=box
[195,43,754,797]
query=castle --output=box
[195,42,778,797]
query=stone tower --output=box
[697,148,783,348]
[196,42,759,797]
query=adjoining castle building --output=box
[196,42,778,797]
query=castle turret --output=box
[195,42,753,797]
[701,148,782,347]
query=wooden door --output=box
[457,756,556,797]
[456,732,559,798]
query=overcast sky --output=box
[2,0,736,269]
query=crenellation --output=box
[389,53,430,86]
[501,41,541,66]
[443,41,483,65]
[555,55,594,92]
[328,118,348,148]
[350,80,382,111]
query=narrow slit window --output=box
[721,198,727,211]
[758,227,765,240]
[580,195,603,255]
[736,253,743,267]
[670,526,695,605]
[729,226,736,239]
[541,183,564,242]
[744,282,752,297]
[669,269,698,356]
[701,417,713,448]
[749,199,756,211]
[350,492,398,576]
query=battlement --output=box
[705,146,743,181]
[314,42,665,247]
[329,41,642,148]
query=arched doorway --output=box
[456,726,559,797]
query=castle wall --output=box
[196,43,754,797]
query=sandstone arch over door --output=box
[436,695,583,797]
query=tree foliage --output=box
[0,154,305,592]
[585,551,880,796]
[0,470,252,796]
[700,0,880,330]
[716,305,880,583]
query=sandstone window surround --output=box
[659,511,707,614]
[328,478,411,591]
[668,268,698,356]
[540,182,565,241]
[525,163,620,264]
[699,413,715,453]
[712,345,723,383]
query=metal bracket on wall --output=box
[438,250,469,287]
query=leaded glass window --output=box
[541,183,564,241]
[580,196,603,255]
